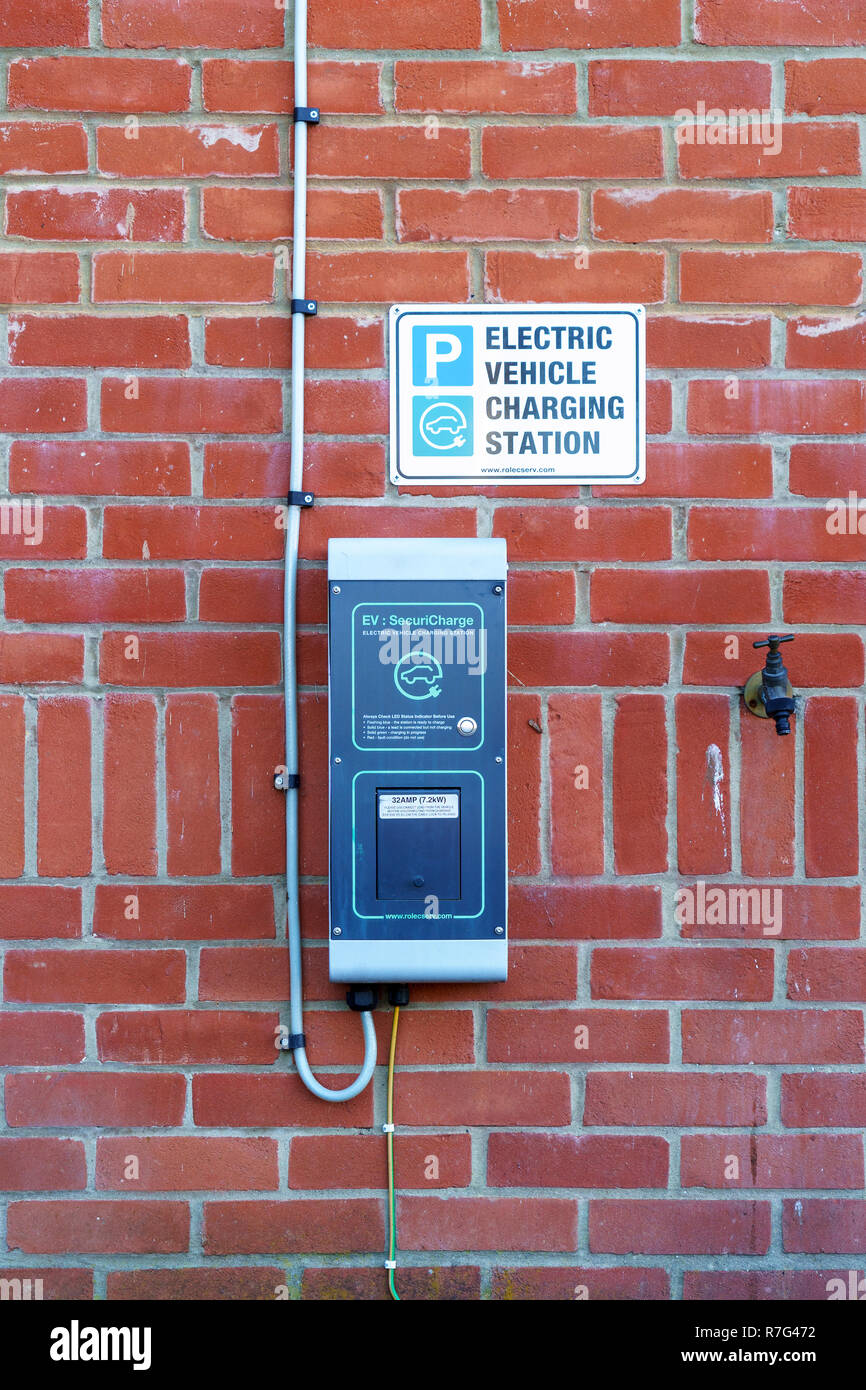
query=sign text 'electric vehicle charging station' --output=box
[390,303,645,486]
[328,538,507,984]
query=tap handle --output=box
[753,634,794,651]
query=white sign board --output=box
[390,303,645,487]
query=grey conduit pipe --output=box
[284,0,377,1100]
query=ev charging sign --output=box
[390,303,645,486]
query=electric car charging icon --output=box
[419,401,468,451]
[394,651,443,701]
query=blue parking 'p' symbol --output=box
[412,325,473,387]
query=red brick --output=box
[0,698,25,877]
[509,885,663,939]
[789,948,866,1002]
[489,1134,667,1189]
[549,694,604,876]
[198,569,283,623]
[0,124,87,175]
[100,632,281,689]
[681,884,860,942]
[0,1138,86,1191]
[37,698,91,877]
[0,3,88,45]
[94,251,274,305]
[678,124,859,178]
[10,440,191,497]
[675,695,731,875]
[584,1072,766,1126]
[785,570,866,624]
[681,250,861,306]
[613,695,667,874]
[691,506,866,562]
[5,948,184,1005]
[788,187,866,243]
[6,569,186,623]
[493,505,670,561]
[101,378,282,434]
[7,1201,188,1254]
[108,1268,285,1300]
[486,248,665,304]
[590,1200,770,1255]
[204,1199,383,1254]
[589,59,771,115]
[202,60,383,115]
[594,188,772,243]
[508,692,541,876]
[593,947,771,1002]
[696,0,866,45]
[508,570,575,625]
[399,1196,576,1252]
[303,1267,480,1300]
[784,1200,866,1254]
[509,632,669,687]
[487,1008,669,1063]
[94,884,275,941]
[302,1009,474,1067]
[739,705,796,877]
[484,126,663,179]
[499,0,680,49]
[395,60,576,113]
[97,1010,279,1065]
[0,505,86,560]
[97,124,279,177]
[683,1009,863,1065]
[201,187,382,242]
[782,1074,866,1128]
[310,125,469,180]
[491,1267,669,1300]
[231,695,286,877]
[194,1072,372,1128]
[205,316,384,371]
[688,379,866,435]
[102,0,284,48]
[0,1012,84,1066]
[397,188,580,243]
[8,57,192,112]
[688,1269,849,1300]
[397,1072,571,1127]
[6,1072,185,1127]
[683,631,862,690]
[103,505,281,560]
[8,191,186,244]
[804,697,859,877]
[165,694,220,876]
[0,1268,92,1299]
[786,59,866,114]
[411,944,576,1005]
[647,319,771,371]
[0,379,86,433]
[0,634,83,685]
[787,315,866,369]
[0,886,81,940]
[308,250,469,304]
[682,1134,863,1190]
[9,314,189,371]
[305,380,388,435]
[0,254,79,305]
[96,1137,278,1191]
[596,443,772,498]
[103,694,157,876]
[310,0,481,49]
[290,1134,472,1190]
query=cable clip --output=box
[274,772,300,791]
[291,298,317,316]
[287,490,315,509]
[384,1261,397,1270]
[382,1123,395,1134]
[294,106,320,124]
[287,1033,307,1050]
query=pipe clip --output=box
[274,772,300,791]
[291,299,317,316]
[293,106,320,124]
[287,490,315,509]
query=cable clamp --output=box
[384,1261,397,1270]
[291,298,317,316]
[287,490,315,509]
[382,1123,395,1133]
[287,1033,307,1050]
[274,772,300,791]
[294,106,320,124]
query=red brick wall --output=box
[1,0,865,1302]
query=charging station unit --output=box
[327,537,507,984]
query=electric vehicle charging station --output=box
[327,537,508,984]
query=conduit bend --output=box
[284,0,377,1100]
